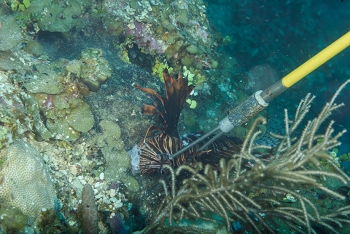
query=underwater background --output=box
[0,0,350,233]
[206,0,350,167]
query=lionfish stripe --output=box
[136,131,242,174]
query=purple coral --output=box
[125,21,167,54]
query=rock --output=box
[0,15,22,51]
[0,51,22,71]
[24,40,45,57]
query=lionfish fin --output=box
[142,105,162,115]
[144,125,165,140]
[133,83,165,107]
[135,69,194,138]
[163,69,195,101]
[161,69,194,137]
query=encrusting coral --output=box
[139,80,350,233]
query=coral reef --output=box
[10,47,112,142]
[79,48,112,92]
[0,140,57,221]
[24,0,92,33]
[6,0,220,72]
[104,0,220,70]
[0,71,36,148]
[93,120,139,192]
[0,1,348,233]
[22,135,129,232]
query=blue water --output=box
[206,0,350,155]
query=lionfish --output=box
[128,69,242,175]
